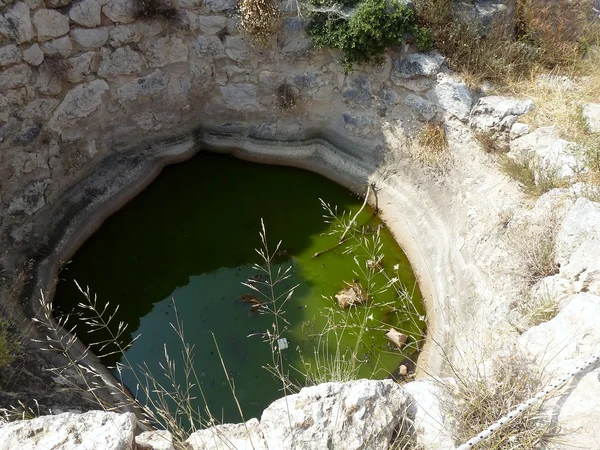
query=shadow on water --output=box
[53,152,424,423]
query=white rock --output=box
[135,430,174,450]
[393,53,445,79]
[71,27,110,48]
[555,198,600,296]
[65,51,97,83]
[98,47,144,77]
[195,35,226,59]
[405,93,437,121]
[0,44,21,67]
[33,9,70,41]
[23,43,44,66]
[220,84,260,111]
[470,96,534,133]
[0,64,32,90]
[41,36,73,58]
[36,64,63,95]
[582,103,600,133]
[403,380,454,450]
[6,179,50,215]
[48,79,109,132]
[510,122,530,140]
[109,23,141,46]
[116,70,169,102]
[428,74,473,122]
[260,379,411,450]
[20,98,60,121]
[102,0,136,23]
[69,0,102,28]
[0,2,35,43]
[142,36,188,68]
[187,418,267,450]
[0,411,136,449]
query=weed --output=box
[518,292,560,328]
[135,0,178,22]
[277,82,297,111]
[0,319,19,370]
[497,154,564,197]
[237,0,282,45]
[474,130,506,153]
[443,356,557,449]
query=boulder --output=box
[470,96,534,133]
[554,198,600,296]
[403,380,454,450]
[405,93,437,121]
[224,36,255,63]
[0,64,31,91]
[48,79,109,132]
[36,63,63,95]
[428,74,473,122]
[260,379,411,450]
[71,27,110,48]
[32,9,70,41]
[0,411,136,449]
[186,418,267,450]
[5,179,50,216]
[20,98,60,121]
[582,103,600,133]
[69,0,102,28]
[23,43,44,66]
[197,15,228,34]
[65,51,98,83]
[0,44,21,66]
[393,53,445,79]
[46,0,72,7]
[109,23,142,46]
[0,2,35,43]
[195,35,226,59]
[510,122,530,140]
[135,430,174,450]
[204,0,236,12]
[97,47,144,77]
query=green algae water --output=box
[53,152,425,424]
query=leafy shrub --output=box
[0,319,19,370]
[307,0,429,71]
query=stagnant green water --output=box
[54,152,425,424]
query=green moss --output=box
[307,0,428,71]
[0,319,19,370]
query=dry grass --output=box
[474,131,507,154]
[443,356,557,449]
[518,292,560,328]
[0,319,19,370]
[497,154,565,198]
[411,122,449,167]
[237,0,281,45]
[508,216,559,288]
[277,82,297,111]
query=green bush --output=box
[307,0,429,71]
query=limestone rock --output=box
[0,64,31,90]
[65,51,97,83]
[5,179,50,216]
[0,44,21,66]
[342,74,372,107]
[98,47,144,77]
[428,74,473,122]
[260,379,411,450]
[582,103,600,133]
[71,27,109,48]
[204,0,236,12]
[470,96,534,133]
[220,83,259,111]
[116,69,169,102]
[279,17,311,56]
[46,0,72,7]
[142,36,188,68]
[224,36,255,63]
[20,98,60,121]
[554,198,600,296]
[405,93,436,121]
[23,43,44,66]
[33,9,70,41]
[41,36,73,57]
[0,2,35,43]
[0,411,135,449]
[135,430,174,450]
[109,23,141,46]
[187,418,267,450]
[393,53,445,79]
[510,122,530,140]
[195,35,226,59]
[48,79,109,132]
[197,15,227,34]
[404,380,454,450]
[36,63,63,95]
[102,0,136,23]
[69,0,102,28]
[509,126,586,180]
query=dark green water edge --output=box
[53,152,425,424]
